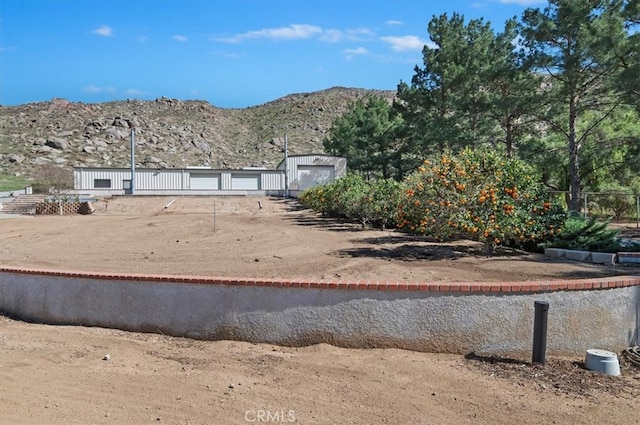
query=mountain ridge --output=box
[0,86,396,178]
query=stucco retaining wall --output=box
[0,267,638,357]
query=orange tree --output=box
[368,178,403,230]
[299,174,403,229]
[397,148,566,254]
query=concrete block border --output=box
[564,250,592,262]
[591,252,617,265]
[546,248,640,266]
[618,252,640,264]
[544,248,566,258]
[1,266,638,357]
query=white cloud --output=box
[381,35,432,52]
[320,29,343,43]
[320,27,374,43]
[214,24,323,43]
[498,0,545,5]
[346,28,375,40]
[385,20,403,26]
[214,24,374,44]
[173,35,188,42]
[138,35,148,42]
[343,47,369,60]
[92,25,113,37]
[82,85,116,94]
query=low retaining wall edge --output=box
[1,267,638,357]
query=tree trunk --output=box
[568,97,581,212]
[483,238,495,255]
[505,117,513,157]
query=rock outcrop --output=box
[0,87,395,178]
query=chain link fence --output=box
[548,191,640,229]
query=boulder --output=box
[33,157,52,165]
[32,145,53,154]
[85,120,106,132]
[192,140,211,154]
[78,202,95,215]
[45,137,68,150]
[112,118,130,128]
[104,126,128,139]
[8,154,24,163]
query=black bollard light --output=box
[532,301,549,365]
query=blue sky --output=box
[0,0,546,108]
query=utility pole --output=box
[130,128,136,195]
[284,134,289,198]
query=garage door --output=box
[296,165,335,191]
[231,174,260,190]
[190,174,220,190]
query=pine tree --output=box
[520,0,630,212]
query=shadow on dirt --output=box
[271,197,307,212]
[282,208,368,232]
[282,203,640,272]
[539,266,640,279]
[465,352,530,365]
[285,209,543,261]
[336,233,538,262]
[334,243,538,262]
[335,245,462,261]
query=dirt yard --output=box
[1,196,639,424]
[2,196,639,282]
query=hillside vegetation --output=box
[0,87,394,179]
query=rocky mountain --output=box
[0,86,395,178]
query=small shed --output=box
[277,154,347,196]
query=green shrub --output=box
[541,215,627,253]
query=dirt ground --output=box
[1,196,639,282]
[1,196,639,424]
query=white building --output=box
[73,154,347,197]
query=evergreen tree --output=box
[520,106,640,204]
[397,13,491,156]
[486,19,540,156]
[520,0,629,212]
[323,96,404,180]
[396,13,538,162]
[617,0,640,111]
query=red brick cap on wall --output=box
[1,266,639,293]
